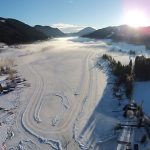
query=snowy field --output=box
[1,37,150,149]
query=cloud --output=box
[69,0,73,3]
[51,23,85,33]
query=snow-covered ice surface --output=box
[0,37,150,149]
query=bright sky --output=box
[1,0,150,32]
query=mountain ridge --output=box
[34,25,66,37]
[66,27,96,37]
[82,25,150,46]
[0,17,49,45]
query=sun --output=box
[124,10,148,27]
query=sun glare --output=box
[124,10,148,27]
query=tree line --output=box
[135,56,150,81]
[102,54,150,97]
[102,54,133,97]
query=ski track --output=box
[15,64,43,149]
[23,64,62,149]
[62,91,70,107]
[74,53,89,96]
[51,94,66,127]
[36,92,70,127]
[16,50,101,150]
[30,64,45,123]
[73,52,96,149]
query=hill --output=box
[66,27,96,37]
[75,27,96,36]
[34,25,66,38]
[0,17,49,45]
[82,25,150,46]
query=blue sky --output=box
[1,0,150,32]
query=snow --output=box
[116,89,122,96]
[117,127,132,143]
[106,34,112,37]
[0,76,8,84]
[0,114,15,145]
[110,42,146,53]
[0,20,5,23]
[106,32,114,38]
[133,81,150,117]
[0,92,19,110]
[0,37,150,149]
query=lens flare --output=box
[124,10,148,27]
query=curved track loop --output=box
[16,50,98,149]
[22,51,94,133]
